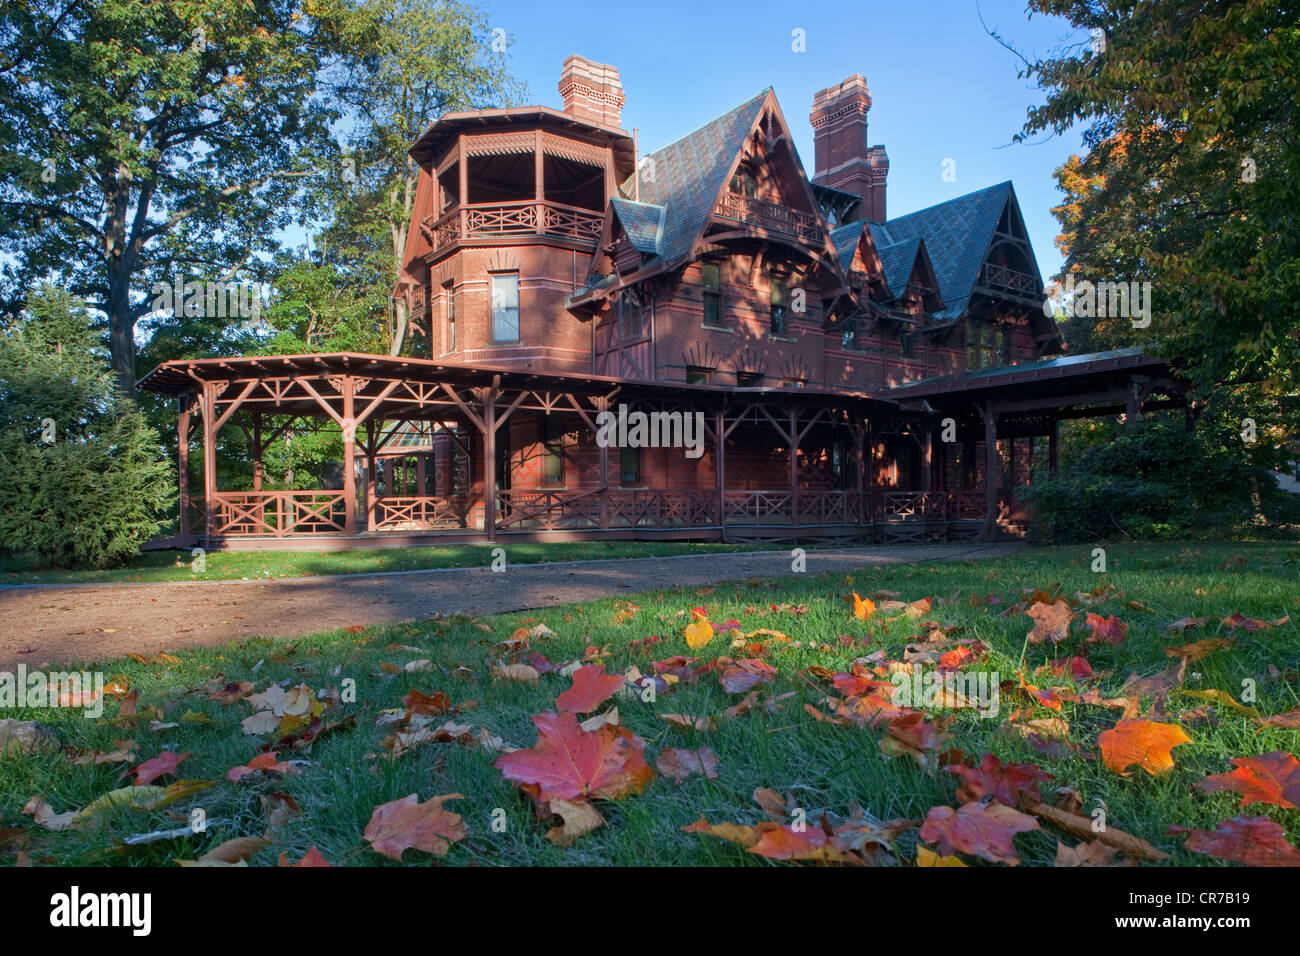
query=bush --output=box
[1023,418,1287,542]
[0,288,175,568]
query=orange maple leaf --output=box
[133,750,190,786]
[852,592,876,621]
[1098,718,1192,776]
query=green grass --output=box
[0,540,788,586]
[2,540,1298,867]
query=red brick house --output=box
[139,56,1186,549]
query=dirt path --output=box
[0,543,1023,667]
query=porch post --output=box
[417,453,427,496]
[364,420,378,532]
[342,375,357,536]
[979,401,998,541]
[716,408,726,542]
[789,407,799,527]
[201,383,216,545]
[534,129,545,235]
[458,135,468,238]
[483,390,497,540]
[252,413,263,492]
[921,424,933,492]
[178,398,191,539]
[1049,418,1059,475]
[1125,381,1140,431]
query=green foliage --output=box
[1024,417,1297,543]
[0,288,174,568]
[1025,0,1300,443]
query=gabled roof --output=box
[609,198,665,257]
[872,181,1016,320]
[876,235,923,298]
[830,221,864,272]
[634,89,770,265]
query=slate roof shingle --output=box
[609,198,666,257]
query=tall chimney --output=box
[811,75,888,222]
[559,55,624,128]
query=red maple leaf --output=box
[555,665,625,714]
[133,750,190,785]
[363,793,466,860]
[1170,815,1300,867]
[718,658,778,694]
[1084,612,1128,645]
[494,710,654,802]
[920,802,1040,865]
[944,753,1054,806]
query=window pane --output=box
[702,263,720,291]
[620,446,639,484]
[492,273,519,342]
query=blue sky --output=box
[481,0,1090,279]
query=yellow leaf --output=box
[917,845,967,867]
[684,619,714,649]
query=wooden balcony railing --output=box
[978,263,1041,298]
[714,193,825,244]
[211,491,346,537]
[420,200,603,252]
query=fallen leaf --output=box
[363,793,466,860]
[133,750,190,786]
[656,746,719,784]
[1026,600,1073,645]
[1198,752,1300,809]
[919,803,1040,866]
[1170,815,1300,867]
[1098,719,1192,776]
[494,711,654,802]
[545,798,605,846]
[556,665,625,714]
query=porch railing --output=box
[211,491,346,537]
[713,193,825,244]
[372,495,475,530]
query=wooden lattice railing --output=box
[420,200,602,252]
[211,491,346,537]
[714,193,825,244]
[372,496,474,530]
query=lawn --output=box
[2,541,1298,867]
[0,540,786,586]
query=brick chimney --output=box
[811,75,889,222]
[558,55,624,128]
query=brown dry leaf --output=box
[177,835,269,867]
[659,713,716,731]
[545,798,605,846]
[491,662,540,683]
[21,796,79,831]
[1055,840,1127,867]
[1026,600,1073,645]
[1164,638,1233,661]
[1257,709,1300,729]
[1025,800,1170,862]
[1119,658,1186,705]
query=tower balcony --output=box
[714,192,825,245]
[421,200,604,253]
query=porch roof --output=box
[136,351,901,418]
[876,347,1182,415]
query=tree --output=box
[0,287,174,567]
[0,0,374,394]
[1023,0,1300,458]
[329,0,525,354]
